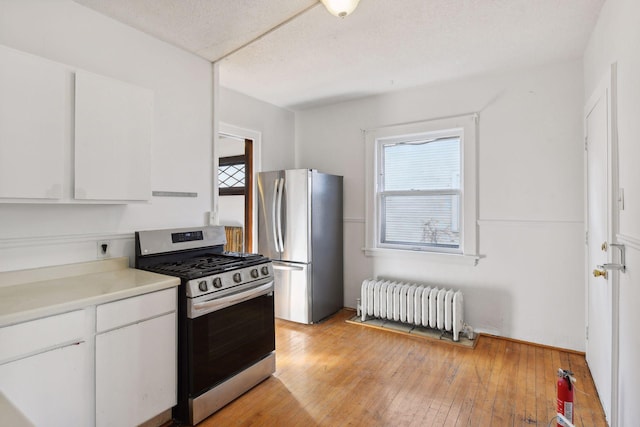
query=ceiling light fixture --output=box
[320,0,361,18]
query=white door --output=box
[585,71,615,423]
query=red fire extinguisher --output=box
[557,368,576,427]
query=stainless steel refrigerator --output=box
[257,169,343,324]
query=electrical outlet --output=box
[97,240,111,259]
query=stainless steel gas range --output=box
[134,226,275,426]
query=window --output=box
[380,134,461,250]
[365,114,478,262]
[218,155,245,196]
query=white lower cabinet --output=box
[0,288,177,427]
[0,310,88,427]
[95,289,177,427]
[0,340,89,427]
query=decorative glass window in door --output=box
[218,155,245,196]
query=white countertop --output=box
[0,257,180,327]
[0,392,35,426]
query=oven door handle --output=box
[191,282,274,317]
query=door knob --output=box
[593,269,608,279]
[601,241,608,251]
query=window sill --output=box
[362,247,481,266]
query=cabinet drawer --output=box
[0,310,85,364]
[96,288,176,333]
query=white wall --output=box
[296,60,586,350]
[219,87,295,173]
[584,0,640,424]
[0,1,212,271]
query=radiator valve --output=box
[462,323,475,340]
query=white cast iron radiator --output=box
[356,279,474,341]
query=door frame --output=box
[584,62,619,426]
[217,122,262,253]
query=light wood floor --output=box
[196,310,607,426]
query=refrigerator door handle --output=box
[271,178,280,253]
[273,262,305,271]
[276,177,285,253]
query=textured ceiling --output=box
[74,0,604,110]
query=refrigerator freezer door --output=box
[309,171,344,322]
[257,170,283,260]
[281,169,311,263]
[272,261,311,324]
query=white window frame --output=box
[364,114,479,265]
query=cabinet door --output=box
[0,343,89,427]
[0,46,67,199]
[95,312,176,427]
[74,70,152,201]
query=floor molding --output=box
[342,307,585,355]
[480,333,585,356]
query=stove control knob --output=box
[233,272,242,283]
[251,269,259,279]
[212,277,223,289]
[261,266,270,276]
[198,280,208,292]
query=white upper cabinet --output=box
[75,70,153,201]
[0,46,153,204]
[0,45,68,200]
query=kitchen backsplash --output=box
[0,233,134,274]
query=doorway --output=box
[217,136,253,252]
[216,123,262,253]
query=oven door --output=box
[187,281,275,397]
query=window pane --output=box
[219,164,245,189]
[382,194,460,248]
[383,137,460,191]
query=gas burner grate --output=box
[143,252,270,279]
